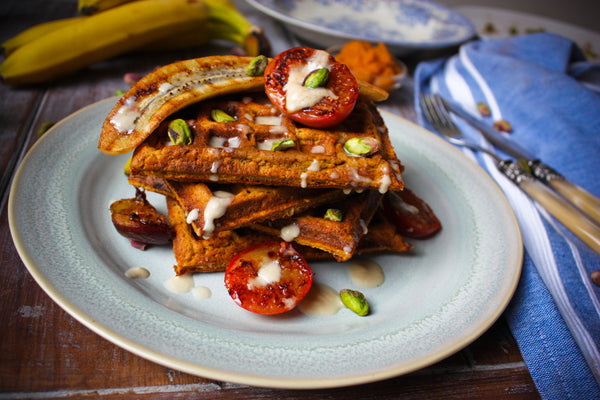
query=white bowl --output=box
[245,0,475,55]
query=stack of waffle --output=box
[125,91,412,275]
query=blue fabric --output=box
[414,32,600,399]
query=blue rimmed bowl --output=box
[245,0,476,54]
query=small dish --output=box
[327,44,408,92]
[245,0,476,55]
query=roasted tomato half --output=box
[382,189,441,239]
[264,47,359,128]
[224,241,313,315]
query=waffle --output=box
[128,175,347,237]
[129,94,404,192]
[167,196,412,275]
[250,190,382,261]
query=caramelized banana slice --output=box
[98,55,265,155]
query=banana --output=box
[0,0,210,86]
[78,0,135,15]
[203,0,271,56]
[98,55,265,155]
[2,17,84,56]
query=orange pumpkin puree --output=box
[335,41,402,92]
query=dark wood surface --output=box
[0,1,541,398]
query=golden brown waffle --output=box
[167,196,411,275]
[129,94,403,192]
[165,181,346,237]
[249,190,382,261]
[128,175,348,237]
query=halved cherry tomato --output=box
[264,47,359,128]
[224,241,313,315]
[382,189,441,239]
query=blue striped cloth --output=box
[414,32,600,399]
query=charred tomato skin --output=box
[224,241,313,315]
[382,189,442,239]
[264,47,359,128]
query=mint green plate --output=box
[9,97,522,389]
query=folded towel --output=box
[415,32,600,399]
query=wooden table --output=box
[0,1,540,398]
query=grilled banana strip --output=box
[99,56,265,155]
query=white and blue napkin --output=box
[415,32,600,399]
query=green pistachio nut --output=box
[211,109,236,123]
[344,137,379,157]
[323,208,343,222]
[247,55,268,77]
[271,138,295,151]
[168,119,193,145]
[123,156,132,176]
[303,68,329,88]
[340,289,369,316]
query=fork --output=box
[420,93,600,256]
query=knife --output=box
[442,97,600,226]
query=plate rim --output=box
[244,0,476,49]
[8,97,523,389]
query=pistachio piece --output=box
[344,137,379,157]
[211,109,236,123]
[303,68,329,88]
[591,270,600,287]
[271,138,295,151]
[493,119,512,133]
[340,289,369,316]
[123,156,132,176]
[324,208,343,222]
[168,119,192,145]
[37,121,54,137]
[114,89,126,96]
[247,55,268,76]
[477,102,491,117]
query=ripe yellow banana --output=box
[78,0,135,15]
[0,0,210,86]
[98,55,266,155]
[2,17,84,56]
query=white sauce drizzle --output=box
[186,208,200,224]
[203,191,234,238]
[124,267,150,279]
[248,258,282,289]
[192,286,212,299]
[284,50,337,113]
[347,258,385,288]
[110,97,139,134]
[300,172,308,188]
[311,145,325,154]
[255,115,282,125]
[280,223,300,242]
[307,159,320,172]
[378,165,392,194]
[298,284,343,316]
[164,273,194,293]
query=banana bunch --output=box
[0,0,271,86]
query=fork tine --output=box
[420,93,461,138]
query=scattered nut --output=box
[344,137,379,157]
[168,119,193,145]
[340,289,369,316]
[37,121,54,137]
[247,55,268,76]
[271,138,295,151]
[303,68,329,88]
[123,156,132,176]
[477,102,491,117]
[323,208,343,222]
[591,270,600,287]
[123,72,143,85]
[114,89,126,96]
[211,109,236,123]
[493,119,512,133]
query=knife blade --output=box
[442,96,600,225]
